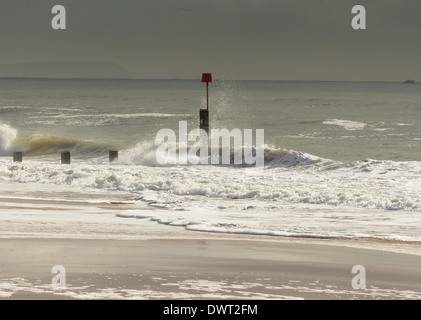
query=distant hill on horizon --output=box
[0,61,129,79]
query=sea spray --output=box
[0,123,17,156]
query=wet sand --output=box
[1,237,421,300]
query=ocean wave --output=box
[323,119,366,130]
[9,134,115,158]
[3,126,321,166]
[119,141,326,168]
[115,207,421,243]
[27,113,193,126]
[39,112,192,119]
[0,106,30,113]
[2,128,421,213]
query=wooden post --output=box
[13,152,23,163]
[61,151,71,164]
[200,73,213,136]
[109,151,118,163]
[200,109,209,135]
[201,73,213,111]
[206,84,209,111]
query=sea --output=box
[1,78,421,243]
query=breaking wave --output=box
[13,135,116,158]
[119,140,325,168]
[1,123,324,167]
[0,124,115,159]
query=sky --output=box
[0,0,420,81]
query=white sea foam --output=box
[0,277,303,300]
[1,150,421,213]
[116,204,421,243]
[2,275,420,299]
[1,149,421,242]
[323,119,366,130]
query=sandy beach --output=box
[1,238,421,300]
[1,182,421,300]
[2,1,421,304]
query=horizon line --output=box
[0,76,414,83]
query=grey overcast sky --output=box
[0,0,420,81]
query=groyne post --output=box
[13,152,23,163]
[199,109,209,134]
[200,73,213,134]
[61,151,71,164]
[109,151,118,163]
